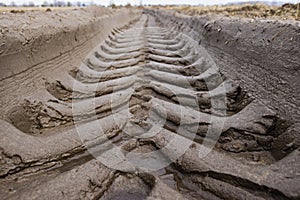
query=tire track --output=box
[0,14,294,200]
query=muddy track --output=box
[0,13,299,200]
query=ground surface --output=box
[0,5,299,200]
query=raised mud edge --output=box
[0,8,139,81]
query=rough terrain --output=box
[0,6,299,200]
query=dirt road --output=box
[0,7,299,200]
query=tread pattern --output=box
[1,14,294,200]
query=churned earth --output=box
[0,5,299,200]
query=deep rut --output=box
[0,14,297,200]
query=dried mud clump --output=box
[7,100,72,135]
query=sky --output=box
[0,0,298,6]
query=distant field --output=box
[0,6,78,13]
[152,3,300,20]
[2,4,299,20]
